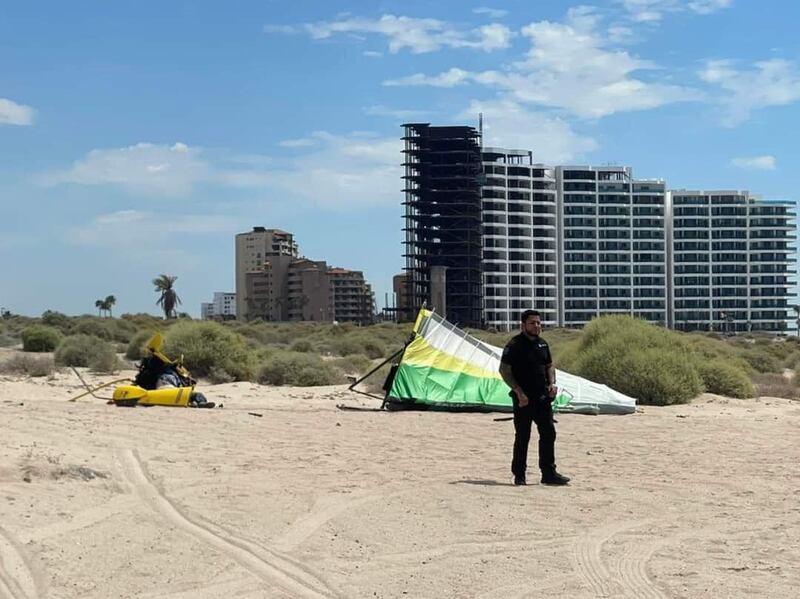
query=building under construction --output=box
[402,124,484,328]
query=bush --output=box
[21,325,63,352]
[289,339,314,353]
[754,372,800,399]
[89,350,121,374]
[697,360,755,398]
[330,353,372,377]
[54,335,117,368]
[329,334,386,359]
[125,329,157,361]
[738,349,782,374]
[257,351,339,386]
[207,366,235,384]
[569,315,703,405]
[72,318,114,341]
[330,336,364,357]
[162,321,257,381]
[0,353,55,377]
[40,310,72,334]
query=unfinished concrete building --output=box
[402,124,484,328]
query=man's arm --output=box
[545,362,557,397]
[499,363,529,407]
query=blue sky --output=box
[1,0,798,317]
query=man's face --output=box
[522,315,542,336]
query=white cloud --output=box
[386,8,698,118]
[266,132,402,208]
[384,67,474,88]
[687,0,732,15]
[730,155,777,171]
[458,99,598,163]
[43,142,211,195]
[303,14,512,53]
[619,0,732,22]
[473,7,509,19]
[44,133,403,210]
[363,50,383,57]
[365,105,429,119]
[0,97,35,126]
[263,24,300,34]
[279,137,318,148]
[67,210,243,247]
[700,58,800,126]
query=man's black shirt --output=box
[500,333,552,399]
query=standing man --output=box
[499,310,570,486]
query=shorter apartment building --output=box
[200,292,236,320]
[235,227,375,324]
[235,227,298,319]
[670,191,795,332]
[559,166,668,329]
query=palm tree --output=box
[153,274,181,319]
[95,299,105,317]
[104,295,116,318]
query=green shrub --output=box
[207,366,235,384]
[0,334,17,348]
[72,318,114,341]
[257,351,339,386]
[289,339,314,353]
[330,336,364,357]
[125,330,157,361]
[0,353,55,377]
[40,310,72,334]
[738,349,782,374]
[54,335,117,368]
[330,353,372,376]
[569,315,703,405]
[755,372,800,399]
[21,325,63,352]
[686,334,752,373]
[162,321,257,381]
[697,360,755,398]
[89,350,121,374]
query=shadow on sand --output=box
[449,479,514,487]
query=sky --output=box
[1,0,799,318]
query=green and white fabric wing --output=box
[386,309,636,415]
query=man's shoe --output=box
[540,472,570,485]
[513,477,527,486]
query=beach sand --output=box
[1,364,798,598]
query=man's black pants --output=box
[512,398,556,478]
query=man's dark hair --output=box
[520,309,541,322]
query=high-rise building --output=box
[399,124,795,332]
[558,166,668,328]
[402,124,483,328]
[481,148,559,329]
[670,191,795,332]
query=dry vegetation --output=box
[2,311,800,402]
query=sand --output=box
[0,363,798,598]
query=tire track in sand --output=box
[614,536,670,599]
[571,519,652,598]
[117,448,334,599]
[273,490,382,553]
[0,525,42,599]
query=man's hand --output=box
[547,384,557,398]
[516,389,530,407]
